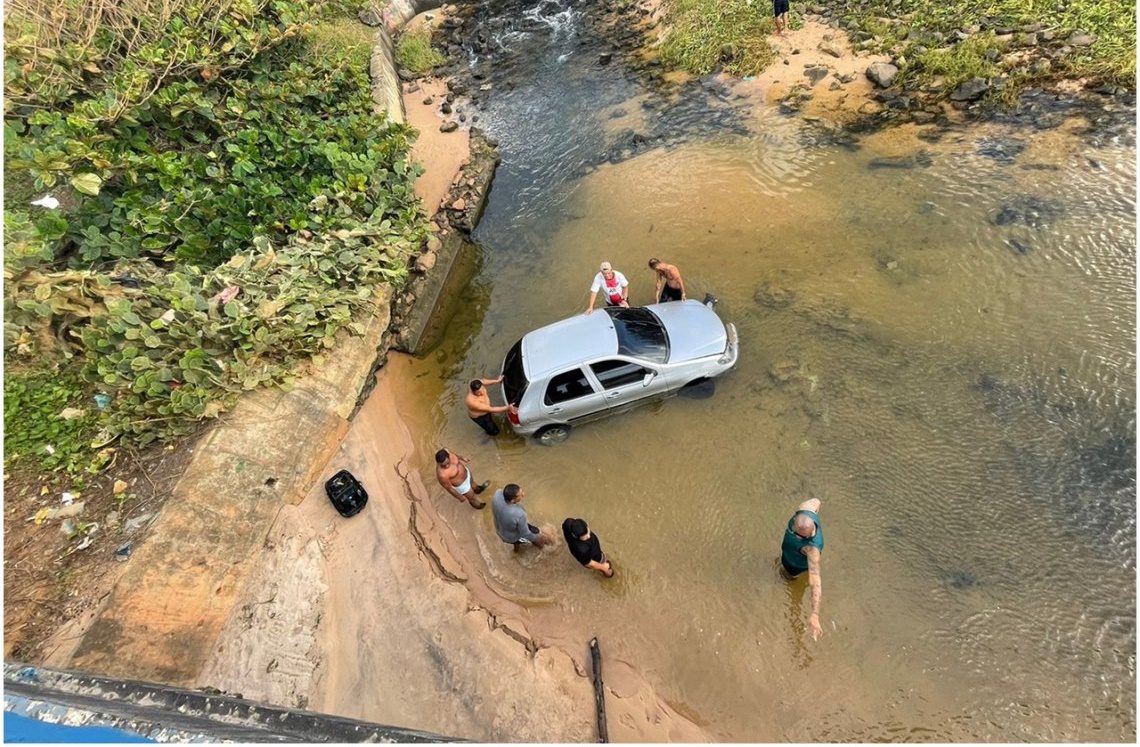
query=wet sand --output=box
[405,77,471,218]
[199,360,709,742]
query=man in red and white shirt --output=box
[585,261,630,314]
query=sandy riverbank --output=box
[198,358,709,741]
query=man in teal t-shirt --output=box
[780,498,825,640]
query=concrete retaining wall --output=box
[369,0,445,123]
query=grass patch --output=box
[821,0,1135,87]
[308,16,378,69]
[659,0,775,76]
[906,33,1004,90]
[397,26,445,74]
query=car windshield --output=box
[605,307,669,363]
[502,339,528,405]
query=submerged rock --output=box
[976,137,1026,164]
[991,195,1064,228]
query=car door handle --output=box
[549,407,563,413]
[605,392,622,399]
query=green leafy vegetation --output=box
[4,1,429,459]
[659,0,776,76]
[397,26,446,74]
[4,370,100,473]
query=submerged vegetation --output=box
[4,0,426,460]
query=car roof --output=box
[522,312,618,380]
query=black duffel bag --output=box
[325,469,368,517]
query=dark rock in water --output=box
[917,201,937,214]
[868,155,916,169]
[440,101,453,114]
[991,195,1064,228]
[768,360,804,385]
[1020,162,1060,171]
[608,108,628,120]
[440,121,459,133]
[1006,237,1032,255]
[976,137,1026,164]
[804,66,829,86]
[946,570,977,589]
[754,283,796,309]
[949,77,990,101]
[599,51,613,65]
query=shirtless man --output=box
[435,448,489,509]
[466,376,513,436]
[648,258,686,303]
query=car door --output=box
[541,366,608,424]
[588,358,669,412]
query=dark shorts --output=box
[773,0,789,16]
[781,558,806,577]
[658,284,683,303]
[471,413,500,436]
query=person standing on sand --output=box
[562,518,614,577]
[435,448,490,509]
[773,0,790,35]
[648,258,686,303]
[466,376,514,436]
[780,497,824,640]
[492,483,553,551]
[585,261,630,314]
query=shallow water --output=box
[398,1,1136,739]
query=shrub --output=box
[4,8,430,450]
[397,26,445,74]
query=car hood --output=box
[648,301,728,362]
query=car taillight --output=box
[507,408,520,426]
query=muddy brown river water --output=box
[392,2,1135,740]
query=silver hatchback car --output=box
[499,300,739,444]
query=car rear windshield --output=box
[502,339,529,405]
[605,307,669,364]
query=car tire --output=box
[679,377,715,400]
[535,424,571,445]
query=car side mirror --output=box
[642,372,655,387]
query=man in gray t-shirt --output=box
[492,483,551,550]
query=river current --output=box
[394,0,1136,739]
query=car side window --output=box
[590,359,650,389]
[545,367,596,405]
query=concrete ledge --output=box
[5,663,461,742]
[64,293,393,684]
[368,0,446,123]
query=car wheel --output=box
[536,424,571,445]
[679,377,715,400]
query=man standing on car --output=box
[434,448,489,510]
[466,376,514,436]
[648,258,686,303]
[780,497,824,640]
[562,518,614,577]
[585,261,630,314]
[492,483,553,551]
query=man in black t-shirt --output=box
[561,518,614,577]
